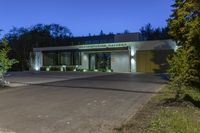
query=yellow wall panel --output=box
[136,50,174,73]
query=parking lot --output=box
[0,72,167,133]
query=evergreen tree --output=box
[99,30,104,36]
[4,24,72,71]
[124,29,130,34]
[167,0,200,90]
[140,23,170,40]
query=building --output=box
[31,33,176,73]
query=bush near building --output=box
[0,39,18,86]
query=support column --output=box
[81,52,89,70]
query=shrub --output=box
[65,66,76,71]
[76,68,84,72]
[168,47,200,87]
[40,66,47,71]
[168,47,200,98]
[0,39,18,86]
[49,66,61,71]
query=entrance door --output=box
[95,53,111,70]
[89,53,111,71]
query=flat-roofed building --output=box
[32,39,176,73]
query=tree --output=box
[0,39,18,86]
[99,30,105,36]
[167,0,200,94]
[4,24,73,71]
[46,24,72,38]
[140,23,153,40]
[0,29,2,40]
[140,23,170,40]
[124,29,130,34]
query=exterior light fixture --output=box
[130,46,137,72]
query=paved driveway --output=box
[0,72,167,133]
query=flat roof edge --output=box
[33,39,176,52]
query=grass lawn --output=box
[114,86,200,133]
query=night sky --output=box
[0,0,173,37]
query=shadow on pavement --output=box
[32,83,162,94]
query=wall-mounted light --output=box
[130,46,137,72]
[130,55,136,59]
[131,47,136,56]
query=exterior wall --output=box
[111,51,130,73]
[136,50,174,73]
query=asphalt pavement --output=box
[0,72,167,133]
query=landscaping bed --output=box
[114,86,200,133]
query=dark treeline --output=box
[3,24,80,71]
[140,23,170,40]
[0,23,170,71]
[2,24,116,71]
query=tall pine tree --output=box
[167,0,200,89]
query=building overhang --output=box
[33,39,177,52]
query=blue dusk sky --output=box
[0,0,173,37]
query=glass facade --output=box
[43,51,81,66]
[89,52,111,70]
